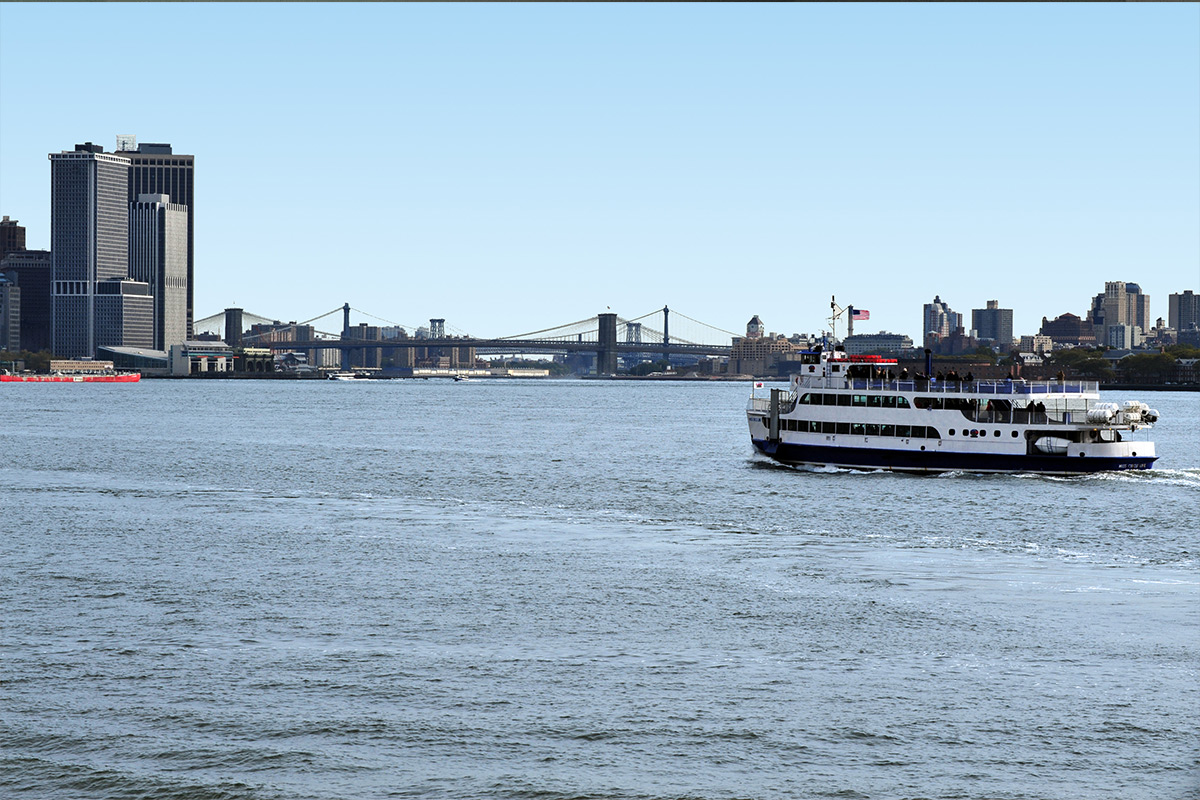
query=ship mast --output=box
[830,296,847,345]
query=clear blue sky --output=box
[2,3,1197,341]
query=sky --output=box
[1,3,1197,342]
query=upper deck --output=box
[790,374,1100,396]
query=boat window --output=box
[851,423,866,435]
[880,424,894,437]
[837,395,852,407]
[809,421,822,433]
[865,424,880,436]
[949,429,956,436]
[852,395,867,407]
[898,397,911,409]
[994,430,1001,437]
[926,427,941,439]
[883,396,897,409]
[896,425,912,438]
[836,422,850,434]
[799,393,815,405]
[823,394,838,406]
[868,396,882,408]
[915,397,931,409]
[822,421,836,434]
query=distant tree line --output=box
[0,349,57,373]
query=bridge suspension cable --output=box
[496,315,600,341]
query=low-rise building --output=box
[843,331,913,355]
[1019,334,1054,355]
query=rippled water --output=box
[3,380,1197,799]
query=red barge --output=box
[1,360,140,383]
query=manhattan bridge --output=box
[193,305,740,374]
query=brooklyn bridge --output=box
[193,305,740,374]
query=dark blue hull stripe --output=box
[751,439,1155,473]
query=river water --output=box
[2,379,1197,800]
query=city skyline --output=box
[2,3,1197,340]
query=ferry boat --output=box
[746,349,1159,474]
[1,360,140,383]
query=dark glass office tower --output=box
[120,142,195,336]
[49,143,132,358]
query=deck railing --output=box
[788,377,1098,395]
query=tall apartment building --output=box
[1100,281,1151,342]
[117,139,196,335]
[1169,290,1199,332]
[0,216,27,260]
[129,193,188,350]
[49,143,136,357]
[0,250,52,352]
[923,295,962,343]
[970,300,1013,348]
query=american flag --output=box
[852,309,870,320]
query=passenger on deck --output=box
[965,371,974,383]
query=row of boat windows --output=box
[798,393,912,409]
[779,419,940,439]
[948,428,1020,438]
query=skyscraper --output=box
[49,143,133,358]
[1101,281,1151,343]
[0,250,52,352]
[129,193,188,350]
[970,300,1013,348]
[0,273,19,351]
[1169,290,1198,332]
[117,138,196,335]
[0,216,27,260]
[923,295,961,344]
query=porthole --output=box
[1011,431,1018,438]
[950,429,956,436]
[994,431,1000,437]
[1079,452,1086,457]
[920,445,926,451]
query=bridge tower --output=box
[663,306,670,349]
[597,312,618,375]
[341,303,351,371]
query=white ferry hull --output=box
[751,436,1156,474]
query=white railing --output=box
[788,376,1099,395]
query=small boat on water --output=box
[327,371,364,381]
[1,360,140,383]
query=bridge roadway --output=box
[256,337,733,357]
